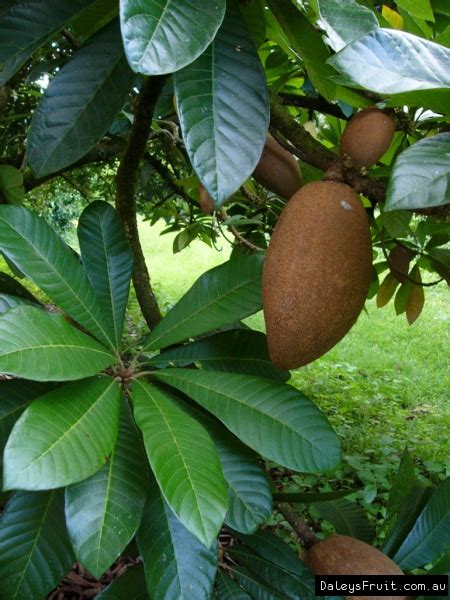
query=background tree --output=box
[0,0,448,598]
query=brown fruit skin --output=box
[389,245,410,283]
[305,535,410,600]
[263,181,372,370]
[340,107,395,170]
[253,134,302,199]
[199,184,215,214]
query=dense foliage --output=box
[0,0,448,598]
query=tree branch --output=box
[115,76,167,330]
[279,93,348,120]
[277,503,317,549]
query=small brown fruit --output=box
[389,245,410,283]
[340,107,395,170]
[305,535,410,600]
[199,184,215,214]
[253,134,302,199]
[263,181,372,369]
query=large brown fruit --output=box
[263,181,372,369]
[340,107,395,170]
[305,535,409,600]
[253,134,302,199]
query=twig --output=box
[279,93,348,120]
[219,210,264,253]
[277,503,317,549]
[115,76,167,330]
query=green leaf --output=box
[231,566,284,599]
[3,377,121,491]
[0,380,51,484]
[385,133,450,211]
[145,329,289,381]
[386,449,417,520]
[328,29,450,93]
[0,272,39,303]
[272,489,358,503]
[0,306,116,381]
[78,201,133,348]
[144,255,264,351]
[153,369,341,473]
[65,399,148,578]
[137,479,217,599]
[27,19,135,178]
[174,1,269,206]
[0,0,97,85]
[211,423,273,534]
[132,381,228,547]
[0,293,35,314]
[239,0,266,48]
[120,0,226,75]
[383,484,433,557]
[0,205,114,347]
[96,564,148,599]
[379,210,412,237]
[0,165,24,205]
[317,0,379,52]
[267,0,337,100]
[396,0,434,22]
[216,570,252,599]
[72,0,119,41]
[394,478,450,570]
[316,498,375,543]
[0,490,74,600]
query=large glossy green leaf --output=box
[0,293,34,314]
[328,29,450,93]
[137,480,217,599]
[27,19,135,178]
[0,306,116,381]
[0,272,39,303]
[397,0,434,22]
[78,201,133,348]
[212,425,272,534]
[316,498,375,543]
[0,490,74,600]
[231,565,286,599]
[317,0,379,52]
[145,329,289,382]
[174,1,269,206]
[0,380,51,485]
[383,484,433,557]
[120,0,226,75]
[65,399,148,578]
[216,570,252,599]
[267,0,336,100]
[385,133,450,211]
[273,489,358,503]
[386,449,417,520]
[0,0,97,85]
[3,377,121,491]
[72,0,119,41]
[132,381,228,547]
[144,254,264,351]
[0,165,24,205]
[153,369,341,473]
[97,564,149,599]
[393,478,450,570]
[0,205,114,347]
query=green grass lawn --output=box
[137,219,450,491]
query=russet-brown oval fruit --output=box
[305,535,410,600]
[389,245,410,283]
[263,181,372,370]
[340,107,395,170]
[199,184,215,214]
[253,134,302,199]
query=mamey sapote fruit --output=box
[199,184,215,214]
[389,245,410,283]
[305,535,410,600]
[253,134,302,199]
[340,107,395,170]
[263,181,372,369]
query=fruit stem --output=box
[277,502,317,549]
